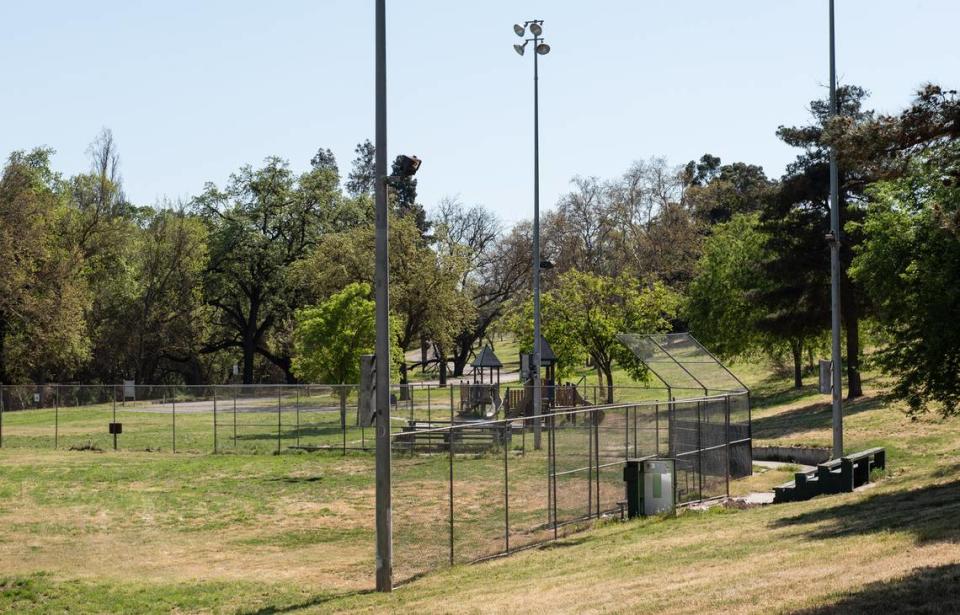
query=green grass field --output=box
[1,362,958,613]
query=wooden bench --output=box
[774,447,885,503]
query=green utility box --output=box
[624,457,676,518]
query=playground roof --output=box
[538,336,557,363]
[617,332,747,394]
[472,345,503,368]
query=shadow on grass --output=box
[238,589,374,615]
[233,425,355,442]
[772,480,960,544]
[263,475,324,484]
[792,563,960,614]
[752,395,887,440]
[751,381,821,410]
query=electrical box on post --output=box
[819,360,832,394]
[358,354,376,427]
[642,459,675,516]
[624,457,676,518]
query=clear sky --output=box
[2,1,957,226]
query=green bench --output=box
[774,447,885,503]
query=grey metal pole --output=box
[828,0,844,459]
[531,30,543,451]
[374,0,393,593]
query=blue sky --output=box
[2,1,957,225]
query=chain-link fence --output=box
[389,391,751,582]
[0,382,741,454]
[0,381,749,587]
[0,383,372,453]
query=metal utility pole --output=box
[374,0,392,593]
[828,0,844,459]
[513,20,551,450]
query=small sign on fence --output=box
[123,380,136,400]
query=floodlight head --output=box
[393,154,422,178]
[529,23,543,36]
[513,42,527,56]
[536,43,551,55]
[513,23,525,37]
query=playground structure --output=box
[458,345,504,419]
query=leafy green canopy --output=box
[685,213,770,358]
[512,270,678,401]
[851,145,960,416]
[291,282,404,385]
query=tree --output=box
[685,214,770,357]
[513,270,679,402]
[758,85,874,398]
[851,163,960,415]
[297,214,474,373]
[848,88,960,416]
[684,157,774,225]
[346,140,376,196]
[310,147,338,177]
[431,198,527,376]
[127,207,210,384]
[196,157,340,383]
[0,149,90,383]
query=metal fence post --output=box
[0,383,4,448]
[277,386,282,455]
[594,408,601,518]
[624,406,630,459]
[233,388,238,449]
[587,410,593,518]
[724,395,731,497]
[112,386,118,451]
[551,413,558,540]
[172,388,176,454]
[697,400,703,501]
[449,390,455,566]
[427,385,431,424]
[296,387,301,449]
[54,384,59,450]
[503,421,510,553]
[655,401,660,456]
[213,387,218,454]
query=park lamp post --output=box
[373,3,422,594]
[513,19,551,451]
[827,0,844,459]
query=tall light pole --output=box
[828,0,844,459]
[513,20,551,451]
[374,0,392,592]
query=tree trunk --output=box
[844,308,863,399]
[790,338,803,389]
[603,365,614,404]
[242,335,256,385]
[0,314,7,384]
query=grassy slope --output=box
[1,365,959,613]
